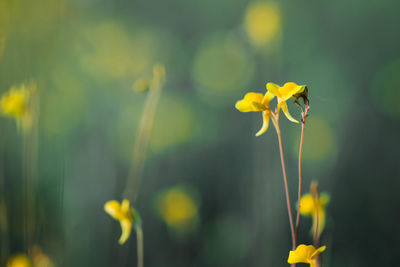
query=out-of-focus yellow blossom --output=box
[235,91,275,136]
[287,244,326,267]
[104,199,137,244]
[6,254,31,267]
[1,85,30,119]
[266,82,306,123]
[244,2,281,47]
[300,192,330,236]
[156,186,199,231]
[0,83,37,131]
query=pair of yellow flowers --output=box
[235,82,306,135]
[237,82,327,266]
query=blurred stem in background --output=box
[124,64,166,203]
[0,130,10,263]
[311,182,321,267]
[22,84,39,254]
[135,224,144,267]
[0,4,10,262]
[0,82,39,258]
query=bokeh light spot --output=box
[192,34,254,101]
[150,95,197,152]
[244,2,281,47]
[291,116,337,163]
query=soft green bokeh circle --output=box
[192,34,254,104]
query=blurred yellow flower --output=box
[300,193,330,236]
[1,85,30,119]
[104,199,135,244]
[1,83,37,131]
[235,91,275,136]
[266,82,306,123]
[156,186,199,231]
[244,2,281,47]
[7,254,31,267]
[287,244,326,267]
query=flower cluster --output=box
[236,83,330,267]
[235,82,306,136]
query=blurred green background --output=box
[1,0,400,266]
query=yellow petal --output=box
[266,82,280,97]
[311,246,326,258]
[255,111,270,136]
[104,200,124,221]
[262,91,275,105]
[278,101,298,123]
[118,219,132,245]
[235,92,266,112]
[299,194,314,215]
[280,82,305,101]
[287,244,316,264]
[121,199,130,215]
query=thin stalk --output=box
[136,226,144,267]
[270,114,296,250]
[294,105,309,245]
[123,76,163,202]
[0,129,10,262]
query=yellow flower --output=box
[104,199,134,244]
[266,82,306,123]
[1,85,30,119]
[288,244,326,267]
[6,254,31,267]
[244,2,281,47]
[300,193,330,236]
[235,91,275,136]
[156,186,199,231]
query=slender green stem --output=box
[0,129,10,262]
[124,75,163,202]
[294,105,309,245]
[136,226,144,267]
[270,114,296,250]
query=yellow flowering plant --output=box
[300,182,330,240]
[236,82,330,266]
[103,64,166,267]
[104,199,141,245]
